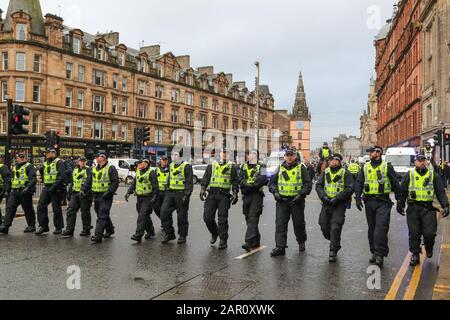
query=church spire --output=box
[3,0,45,36]
[292,71,310,121]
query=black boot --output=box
[161,233,176,244]
[24,226,36,233]
[178,237,187,244]
[410,254,420,267]
[91,235,102,244]
[242,244,251,252]
[210,234,219,245]
[103,229,115,239]
[218,240,227,250]
[271,247,286,257]
[131,235,142,243]
[145,232,155,240]
[425,246,433,259]
[53,229,62,235]
[369,254,377,264]
[329,251,338,263]
[35,226,50,236]
[61,230,74,238]
[0,225,9,235]
[299,242,306,252]
[375,255,384,267]
[79,230,91,237]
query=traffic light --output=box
[10,105,30,135]
[434,130,443,147]
[134,127,144,149]
[143,127,151,146]
[445,133,450,145]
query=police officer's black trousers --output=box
[4,190,36,228]
[161,191,189,237]
[203,191,231,241]
[37,188,64,230]
[135,196,155,237]
[275,199,307,248]
[406,203,438,255]
[66,193,93,232]
[242,192,264,246]
[365,199,392,257]
[319,203,346,252]
[93,195,114,238]
[153,192,165,220]
[0,189,4,225]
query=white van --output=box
[266,150,305,178]
[106,159,139,185]
[385,147,416,179]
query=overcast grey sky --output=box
[1,0,395,148]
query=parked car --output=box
[192,164,207,185]
[107,158,139,185]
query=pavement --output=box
[0,185,446,300]
[433,216,450,299]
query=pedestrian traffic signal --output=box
[10,105,30,135]
[143,127,151,146]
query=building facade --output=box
[420,0,450,161]
[0,0,274,162]
[332,134,362,160]
[375,0,424,149]
[273,110,292,147]
[360,78,378,150]
[290,72,311,160]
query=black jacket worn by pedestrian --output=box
[316,166,354,204]
[12,162,37,193]
[0,164,11,194]
[354,159,401,201]
[127,168,159,197]
[201,161,239,194]
[83,162,119,197]
[268,162,313,198]
[39,158,66,190]
[238,163,267,194]
[167,162,194,196]
[398,168,449,209]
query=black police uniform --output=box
[239,162,267,250]
[37,158,66,233]
[269,162,313,251]
[160,162,194,242]
[154,165,170,220]
[1,162,36,232]
[355,159,401,260]
[201,161,239,246]
[85,163,119,240]
[316,166,354,255]
[0,164,11,226]
[398,167,449,258]
[126,168,159,239]
[64,166,94,236]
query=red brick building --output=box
[375,0,424,148]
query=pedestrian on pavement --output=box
[0,157,11,227]
[160,150,194,244]
[200,149,239,250]
[87,153,120,244]
[316,153,354,263]
[269,147,313,257]
[153,155,170,221]
[239,149,267,252]
[397,154,450,267]
[0,154,36,235]
[355,146,401,267]
[126,159,159,243]
[61,157,93,238]
[36,148,66,235]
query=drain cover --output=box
[155,274,255,300]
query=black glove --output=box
[125,193,131,202]
[200,188,208,202]
[274,192,283,203]
[231,192,239,206]
[330,198,339,207]
[79,190,86,199]
[397,204,405,217]
[356,198,364,212]
[103,192,113,200]
[182,194,190,205]
[443,207,450,218]
[292,194,305,204]
[67,192,72,202]
[150,195,158,205]
[322,197,331,206]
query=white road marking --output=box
[235,246,267,260]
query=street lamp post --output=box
[254,61,260,151]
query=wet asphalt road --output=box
[0,185,443,300]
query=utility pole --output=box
[5,98,13,168]
[254,61,260,151]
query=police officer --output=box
[36,148,66,235]
[200,149,239,250]
[347,159,360,180]
[424,143,434,162]
[154,156,170,221]
[239,149,267,252]
[126,159,159,243]
[160,151,194,244]
[0,154,35,234]
[316,154,354,262]
[397,154,450,266]
[0,157,11,226]
[85,153,119,243]
[269,148,313,257]
[355,146,401,267]
[319,142,332,162]
[61,157,93,238]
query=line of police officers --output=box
[0,146,449,267]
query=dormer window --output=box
[96,46,104,61]
[73,38,81,54]
[118,52,125,67]
[16,24,27,41]
[174,71,179,82]
[138,60,146,73]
